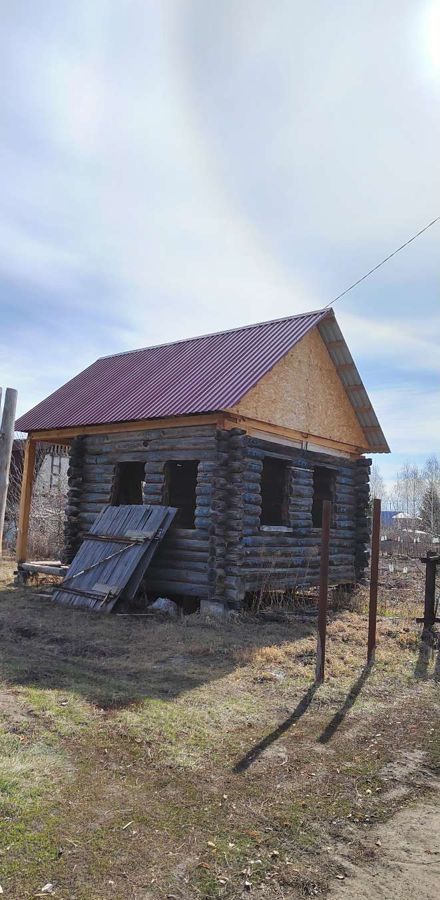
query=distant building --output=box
[380,509,401,527]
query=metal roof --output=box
[15,308,389,452]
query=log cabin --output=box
[15,308,389,610]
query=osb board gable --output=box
[229,327,368,450]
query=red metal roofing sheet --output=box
[16,310,330,432]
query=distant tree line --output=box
[370,455,440,536]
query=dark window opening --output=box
[312,466,335,527]
[111,461,145,505]
[163,460,198,528]
[260,457,290,526]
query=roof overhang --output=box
[318,310,390,453]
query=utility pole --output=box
[0,388,18,555]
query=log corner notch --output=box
[16,437,36,564]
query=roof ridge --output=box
[99,307,330,360]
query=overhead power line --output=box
[324,215,440,308]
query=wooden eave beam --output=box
[222,412,367,456]
[25,409,386,459]
[16,437,36,564]
[26,413,222,442]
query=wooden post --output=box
[0,387,18,555]
[367,497,381,664]
[423,552,437,631]
[316,499,331,684]
[16,437,36,564]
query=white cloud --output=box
[339,310,440,375]
[0,219,85,292]
[370,383,440,455]
[0,0,438,483]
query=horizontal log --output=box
[195,507,213,518]
[86,426,215,447]
[142,450,214,462]
[80,503,107,515]
[244,569,355,588]
[243,458,263,471]
[143,474,165,485]
[243,536,305,548]
[243,502,262,513]
[165,535,209,550]
[86,431,151,446]
[144,579,209,597]
[240,491,260,505]
[288,499,312,511]
[145,425,217,440]
[196,484,214,497]
[240,479,262,492]
[149,558,209,574]
[148,437,217,452]
[248,437,298,455]
[145,562,208,590]
[335,473,355,485]
[154,552,209,566]
[20,562,68,577]
[243,560,319,572]
[82,470,114,484]
[78,492,113,505]
[87,452,149,465]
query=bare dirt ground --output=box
[0,557,438,899]
[329,799,440,899]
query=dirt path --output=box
[329,795,440,899]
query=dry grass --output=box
[0,558,438,899]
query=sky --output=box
[0,0,439,493]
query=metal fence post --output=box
[423,552,438,631]
[316,499,331,684]
[367,497,381,665]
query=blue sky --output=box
[0,0,439,491]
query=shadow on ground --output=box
[0,577,318,708]
[233,665,372,772]
[415,639,440,682]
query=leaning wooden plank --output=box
[123,507,178,601]
[52,504,177,613]
[52,507,164,611]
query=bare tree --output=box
[420,484,440,536]
[370,464,386,502]
[392,462,424,519]
[421,455,440,535]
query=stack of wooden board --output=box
[52,504,177,612]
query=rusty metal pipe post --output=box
[316,499,331,684]
[423,553,437,631]
[367,498,381,665]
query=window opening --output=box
[111,461,145,505]
[163,460,198,528]
[260,457,289,526]
[312,466,335,527]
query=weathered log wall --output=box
[240,435,369,593]
[143,426,217,597]
[62,425,218,598]
[62,436,85,564]
[62,425,371,605]
[354,456,372,582]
